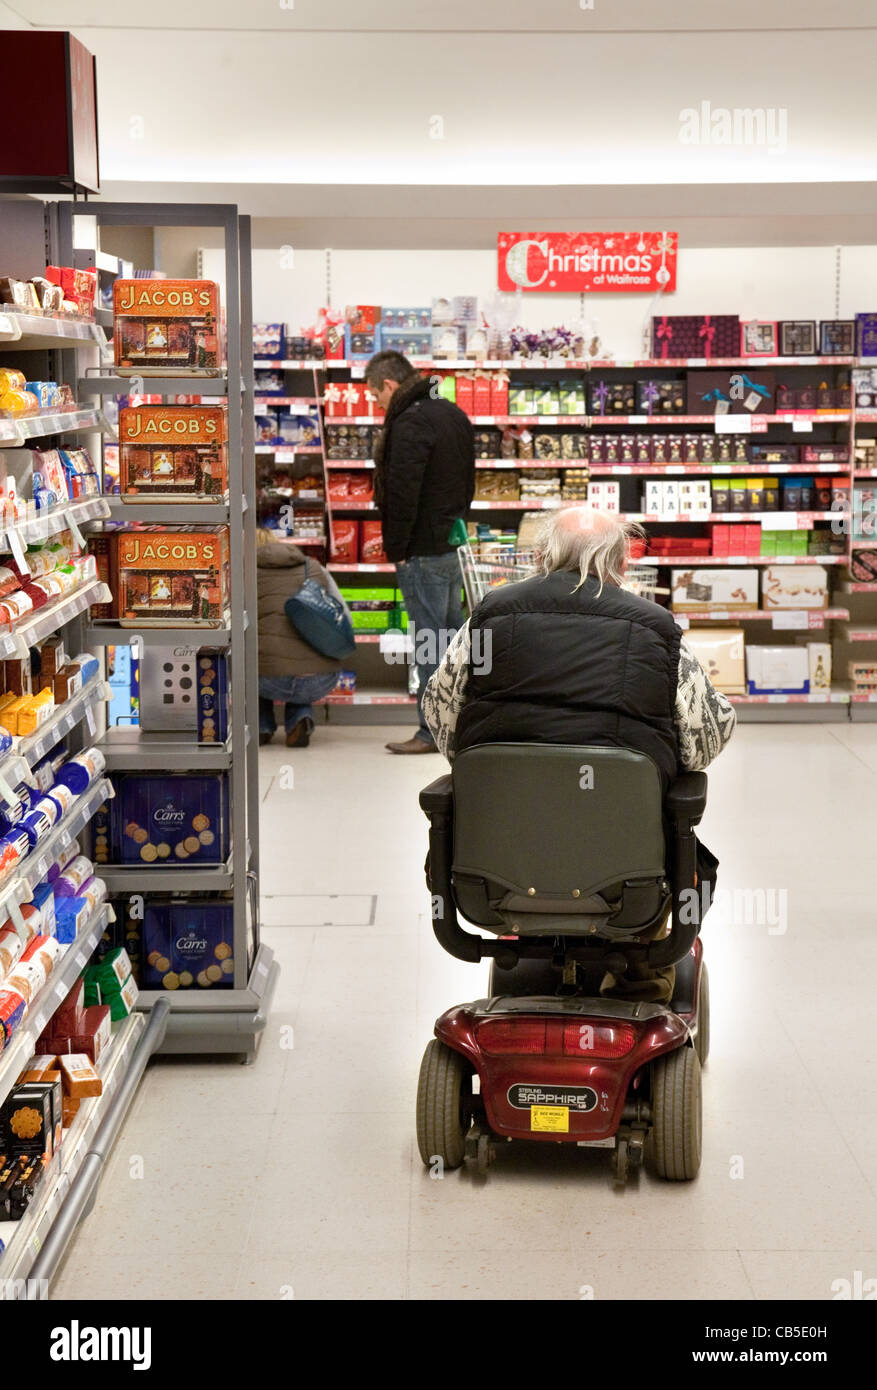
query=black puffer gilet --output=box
[454,570,682,788]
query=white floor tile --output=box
[55,722,877,1299]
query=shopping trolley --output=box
[457,540,664,611]
[457,541,538,611]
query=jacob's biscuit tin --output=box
[116,528,230,626]
[113,279,220,376]
[119,405,228,500]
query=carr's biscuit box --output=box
[119,405,228,501]
[117,528,230,626]
[113,772,229,865]
[142,898,234,989]
[113,279,221,376]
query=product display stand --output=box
[63,201,276,1054]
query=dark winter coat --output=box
[373,374,475,563]
[454,570,682,788]
[257,540,345,677]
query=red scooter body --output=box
[436,940,703,1145]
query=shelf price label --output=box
[771,611,809,630]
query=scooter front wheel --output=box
[416,1039,473,1171]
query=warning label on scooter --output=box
[508,1084,598,1112]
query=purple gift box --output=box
[857,314,877,357]
[651,314,740,361]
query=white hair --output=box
[534,506,645,595]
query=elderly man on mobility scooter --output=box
[416,507,736,1181]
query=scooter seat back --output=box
[451,742,667,937]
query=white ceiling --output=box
[6,1,877,212]
[9,0,877,32]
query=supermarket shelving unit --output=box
[253,346,875,722]
[0,197,176,1295]
[66,201,276,1051]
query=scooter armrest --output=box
[419,773,454,819]
[666,771,708,827]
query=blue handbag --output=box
[284,559,356,659]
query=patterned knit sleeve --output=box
[675,636,737,771]
[422,621,471,761]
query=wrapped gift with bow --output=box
[322,382,343,418]
[340,382,362,417]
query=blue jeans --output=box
[395,550,465,743]
[258,672,339,734]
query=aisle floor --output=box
[54,720,877,1301]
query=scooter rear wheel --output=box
[416,1039,472,1170]
[648,1046,702,1180]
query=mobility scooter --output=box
[416,743,709,1183]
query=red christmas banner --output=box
[498,232,678,293]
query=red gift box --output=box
[360,387,384,422]
[490,371,509,415]
[340,383,363,418]
[323,382,343,418]
[327,472,352,501]
[743,524,762,555]
[472,371,493,414]
[711,524,731,555]
[345,305,381,333]
[330,519,359,563]
[360,520,387,564]
[455,374,474,414]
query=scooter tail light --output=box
[561,1022,637,1058]
[476,1019,546,1055]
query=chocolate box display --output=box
[115,528,230,626]
[119,406,228,500]
[740,321,778,357]
[142,897,234,989]
[819,320,856,356]
[652,314,740,360]
[778,321,817,356]
[687,368,775,415]
[113,279,220,376]
[111,772,230,865]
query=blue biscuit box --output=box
[142,899,234,989]
[115,773,229,865]
[197,651,228,743]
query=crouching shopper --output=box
[256,530,351,747]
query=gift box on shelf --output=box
[745,645,810,695]
[762,564,829,609]
[472,372,494,414]
[252,324,285,359]
[686,368,775,415]
[778,321,817,356]
[651,314,740,360]
[740,321,778,357]
[360,520,387,564]
[819,320,856,356]
[856,314,877,358]
[490,372,509,414]
[682,628,746,694]
[330,520,360,564]
[671,568,759,611]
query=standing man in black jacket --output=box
[366,350,475,754]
